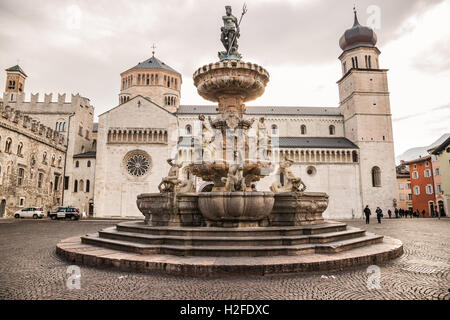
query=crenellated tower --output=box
[119,53,182,113]
[338,9,397,212]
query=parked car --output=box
[49,207,80,221]
[14,207,44,219]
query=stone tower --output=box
[119,54,182,113]
[4,65,27,101]
[338,9,397,212]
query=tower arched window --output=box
[87,160,91,168]
[74,180,78,193]
[372,166,381,187]
[185,125,192,136]
[329,125,335,136]
[301,125,307,135]
[75,161,79,168]
[271,125,278,136]
[79,180,84,192]
[352,151,358,163]
[86,180,90,193]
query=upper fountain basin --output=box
[193,60,270,103]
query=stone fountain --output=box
[56,5,403,276]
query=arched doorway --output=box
[428,201,435,217]
[0,199,6,218]
[438,201,446,217]
[88,200,94,217]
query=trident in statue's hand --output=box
[226,3,248,56]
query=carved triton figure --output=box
[158,159,183,193]
[270,158,307,193]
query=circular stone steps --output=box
[56,220,403,275]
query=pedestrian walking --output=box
[388,209,392,219]
[395,208,399,219]
[364,205,371,224]
[376,207,383,224]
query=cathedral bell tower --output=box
[119,51,182,113]
[338,9,397,212]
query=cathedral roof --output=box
[177,105,342,116]
[73,151,96,159]
[5,64,27,77]
[126,55,180,74]
[276,137,358,149]
[339,9,377,52]
[178,136,358,149]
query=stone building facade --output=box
[2,65,96,215]
[93,11,398,220]
[0,102,66,217]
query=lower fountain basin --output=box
[198,192,275,227]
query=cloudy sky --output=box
[0,0,449,156]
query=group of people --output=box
[362,206,442,224]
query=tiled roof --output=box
[5,65,27,77]
[73,151,96,159]
[126,56,180,74]
[431,137,450,155]
[276,137,358,149]
[178,136,358,149]
[177,105,342,116]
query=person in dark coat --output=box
[422,210,426,218]
[364,205,371,224]
[388,209,392,219]
[395,208,399,219]
[376,207,383,224]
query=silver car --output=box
[14,207,45,219]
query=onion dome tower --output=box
[119,50,182,113]
[337,8,397,216]
[339,8,377,52]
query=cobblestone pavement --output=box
[0,218,449,300]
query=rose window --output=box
[126,154,150,177]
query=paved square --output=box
[0,218,448,300]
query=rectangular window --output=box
[414,186,420,195]
[412,171,419,179]
[437,184,442,194]
[426,185,433,194]
[38,173,44,189]
[424,169,432,178]
[64,176,69,190]
[407,183,411,189]
[435,168,440,176]
[408,194,412,201]
[17,168,25,186]
[399,184,404,190]
[19,197,25,207]
[400,194,405,201]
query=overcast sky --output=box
[0,0,449,156]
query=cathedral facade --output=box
[94,12,397,219]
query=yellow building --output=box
[431,137,450,216]
[396,164,412,211]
